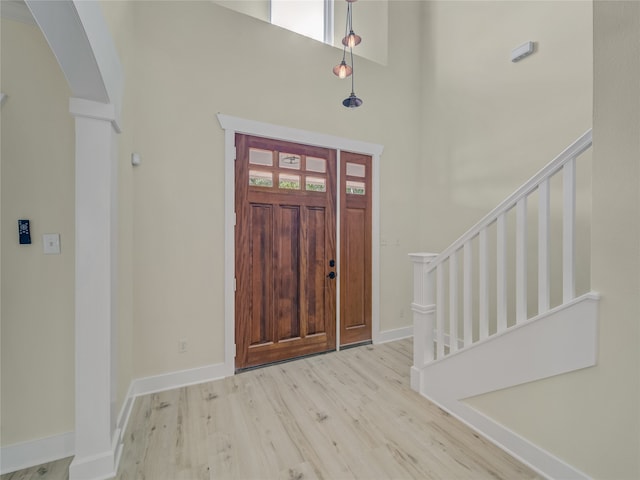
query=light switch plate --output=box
[43,233,61,254]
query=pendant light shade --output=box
[342,92,363,108]
[333,60,352,79]
[342,30,361,48]
[332,0,363,108]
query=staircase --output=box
[409,130,598,479]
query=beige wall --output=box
[461,2,640,478]
[130,1,423,378]
[420,0,592,252]
[0,19,75,445]
[4,3,638,478]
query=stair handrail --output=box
[425,129,592,274]
[410,129,593,391]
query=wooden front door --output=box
[235,134,337,370]
[339,151,372,346]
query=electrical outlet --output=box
[179,339,188,353]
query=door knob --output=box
[329,259,335,267]
[327,271,336,279]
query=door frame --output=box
[217,114,383,376]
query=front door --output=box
[235,134,337,370]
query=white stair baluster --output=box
[563,158,576,302]
[497,213,507,332]
[479,228,489,340]
[516,197,528,323]
[436,264,445,359]
[463,241,473,347]
[538,179,550,314]
[449,251,459,353]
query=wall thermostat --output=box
[18,219,31,244]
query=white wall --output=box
[0,18,75,446]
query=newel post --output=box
[409,253,439,393]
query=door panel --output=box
[235,134,336,369]
[249,204,273,346]
[340,152,372,346]
[344,208,366,329]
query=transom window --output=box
[249,147,328,193]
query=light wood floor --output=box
[3,340,541,479]
[116,339,539,479]
[0,457,71,480]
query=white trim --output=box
[69,98,120,480]
[370,146,382,344]
[217,113,383,372]
[69,97,121,133]
[223,126,236,377]
[376,326,413,344]
[422,394,591,480]
[217,114,384,157]
[0,432,75,475]
[131,362,228,397]
[335,150,342,350]
[423,292,599,372]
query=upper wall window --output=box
[271,0,332,44]
[214,0,388,65]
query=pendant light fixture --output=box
[332,0,363,108]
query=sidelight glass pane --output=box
[306,157,326,173]
[249,170,273,187]
[279,173,301,190]
[346,162,366,177]
[306,176,326,192]
[279,153,301,170]
[346,180,365,195]
[249,148,273,166]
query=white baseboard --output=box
[131,361,228,397]
[422,392,590,480]
[375,325,413,344]
[0,432,74,475]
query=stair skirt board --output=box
[414,292,599,479]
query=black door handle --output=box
[327,271,336,279]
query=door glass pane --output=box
[249,148,273,166]
[306,157,326,173]
[346,180,365,195]
[279,153,301,170]
[306,176,326,192]
[346,162,365,177]
[279,173,301,190]
[249,170,273,187]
